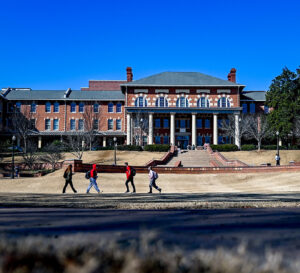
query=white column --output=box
[126,113,131,145]
[38,136,42,149]
[192,113,196,146]
[148,112,153,145]
[235,114,240,148]
[103,136,107,147]
[170,113,175,146]
[213,113,218,145]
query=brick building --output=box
[0,67,267,148]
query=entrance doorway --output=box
[176,135,189,149]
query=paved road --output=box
[1,207,300,257]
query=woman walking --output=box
[63,164,77,193]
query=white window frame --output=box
[53,119,59,131]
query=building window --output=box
[15,102,21,112]
[71,102,76,113]
[108,119,113,130]
[264,105,269,114]
[155,136,161,144]
[163,136,169,144]
[78,119,84,131]
[108,102,114,113]
[93,119,98,130]
[31,103,36,113]
[54,102,60,113]
[163,119,169,128]
[176,97,189,107]
[53,119,59,131]
[197,119,202,129]
[218,97,231,108]
[242,103,247,113]
[45,102,51,113]
[155,97,168,107]
[197,97,209,108]
[135,97,147,107]
[155,119,161,128]
[7,103,13,113]
[218,119,223,128]
[30,119,35,129]
[116,103,122,113]
[205,135,211,143]
[205,119,210,129]
[197,136,203,146]
[250,103,255,114]
[116,119,121,130]
[79,102,84,113]
[45,119,51,130]
[93,103,99,113]
[70,119,76,130]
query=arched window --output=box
[135,96,148,107]
[176,97,189,107]
[197,97,210,108]
[218,97,231,108]
[45,102,51,113]
[54,102,60,113]
[93,103,99,113]
[155,97,168,107]
[108,102,114,113]
[79,102,85,113]
[30,102,36,113]
[70,102,76,113]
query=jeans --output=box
[149,178,161,193]
[87,177,100,193]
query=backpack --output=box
[153,171,158,179]
[85,170,91,179]
[63,171,67,179]
[131,167,136,177]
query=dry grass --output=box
[0,235,298,273]
[222,150,300,166]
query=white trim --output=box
[196,89,210,93]
[217,89,231,94]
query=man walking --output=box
[275,153,280,166]
[148,166,161,194]
[86,164,101,194]
[125,162,136,193]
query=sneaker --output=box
[158,189,162,193]
[148,192,152,194]
[131,191,136,194]
[125,191,130,193]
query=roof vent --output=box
[64,88,72,98]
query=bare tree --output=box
[82,103,100,151]
[22,140,38,169]
[132,111,149,146]
[63,132,86,160]
[221,114,250,148]
[11,105,34,153]
[244,114,271,151]
[39,142,64,170]
[293,116,300,139]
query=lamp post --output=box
[113,137,117,165]
[140,118,143,146]
[11,135,16,179]
[276,131,280,166]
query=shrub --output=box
[210,144,239,152]
[241,144,256,151]
[144,144,170,152]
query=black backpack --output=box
[85,170,91,179]
[131,168,136,177]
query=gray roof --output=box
[121,72,244,87]
[4,89,125,101]
[241,91,266,101]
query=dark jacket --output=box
[64,170,72,181]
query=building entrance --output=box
[176,135,189,149]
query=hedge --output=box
[210,144,239,152]
[241,144,256,151]
[144,144,170,152]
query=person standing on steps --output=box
[125,162,136,193]
[148,166,161,194]
[63,164,77,193]
[86,164,101,194]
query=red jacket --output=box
[126,165,131,179]
[91,164,97,178]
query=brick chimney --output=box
[227,68,237,83]
[126,67,133,82]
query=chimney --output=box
[227,68,237,83]
[126,67,133,82]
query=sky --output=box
[0,0,299,91]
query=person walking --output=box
[125,162,136,193]
[86,164,101,194]
[148,166,161,194]
[275,153,280,166]
[63,164,77,193]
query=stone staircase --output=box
[164,149,211,167]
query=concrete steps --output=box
[165,149,211,167]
